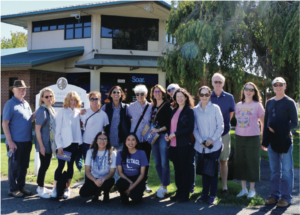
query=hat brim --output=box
[9,86,30,90]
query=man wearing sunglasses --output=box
[210,73,235,195]
[262,77,298,207]
[167,84,180,102]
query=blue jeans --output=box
[151,134,170,186]
[268,144,294,203]
[113,144,123,183]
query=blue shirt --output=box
[3,96,32,143]
[211,91,235,136]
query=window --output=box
[166,34,176,44]
[101,15,159,51]
[9,77,18,99]
[32,16,91,39]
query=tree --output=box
[1,31,27,49]
[158,1,299,100]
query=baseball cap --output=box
[272,77,286,85]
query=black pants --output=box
[116,175,145,202]
[7,141,32,192]
[54,143,78,181]
[138,142,152,184]
[169,144,194,199]
[37,152,52,187]
[80,177,115,197]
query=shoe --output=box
[36,187,52,194]
[265,197,278,205]
[38,189,51,199]
[247,190,256,199]
[120,193,129,205]
[206,196,216,205]
[221,189,229,195]
[236,189,248,197]
[157,187,168,198]
[145,184,152,193]
[20,188,32,195]
[190,186,195,194]
[196,195,208,202]
[103,192,109,203]
[92,195,99,202]
[8,191,24,198]
[170,193,179,202]
[110,185,118,193]
[51,188,57,198]
[63,188,70,199]
[276,199,291,208]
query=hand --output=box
[8,141,17,151]
[80,109,87,115]
[165,134,170,142]
[206,139,214,146]
[261,145,268,152]
[150,128,160,134]
[125,183,133,195]
[58,148,64,155]
[40,146,46,156]
[94,178,103,187]
[169,133,176,140]
[201,143,207,149]
[269,127,275,133]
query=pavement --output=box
[1,159,300,215]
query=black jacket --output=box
[104,102,131,144]
[168,105,194,147]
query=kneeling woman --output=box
[116,133,149,204]
[80,132,116,202]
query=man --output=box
[167,83,180,102]
[2,80,35,198]
[263,77,298,207]
[210,73,235,195]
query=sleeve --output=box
[101,104,106,112]
[211,105,225,142]
[55,109,64,149]
[288,100,299,130]
[193,109,203,144]
[140,150,149,166]
[165,104,172,132]
[3,102,13,121]
[116,151,122,166]
[174,108,195,137]
[35,108,47,126]
[80,111,87,123]
[109,151,117,169]
[104,112,109,126]
[257,103,265,118]
[229,95,235,112]
[127,104,132,119]
[85,149,92,166]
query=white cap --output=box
[167,83,180,90]
[272,77,286,85]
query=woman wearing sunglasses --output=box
[234,82,265,199]
[193,86,224,205]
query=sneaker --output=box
[236,189,248,197]
[51,188,57,198]
[38,189,51,199]
[221,189,229,195]
[103,191,110,203]
[157,188,168,198]
[265,197,278,205]
[63,188,70,199]
[36,187,52,194]
[145,184,152,193]
[247,190,256,199]
[196,195,208,202]
[206,196,216,205]
[8,191,24,198]
[20,188,32,195]
[276,199,291,208]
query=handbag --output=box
[196,149,218,177]
[133,104,149,144]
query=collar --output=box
[198,101,212,110]
[136,100,148,108]
[12,96,24,104]
[211,90,225,97]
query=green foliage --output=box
[1,31,27,49]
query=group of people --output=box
[3,74,298,207]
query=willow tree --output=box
[158,1,299,99]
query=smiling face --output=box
[176,92,187,106]
[97,134,108,150]
[111,87,121,102]
[153,87,162,101]
[89,94,100,108]
[125,135,137,149]
[42,91,54,106]
[272,82,286,95]
[243,84,255,100]
[199,88,211,103]
[70,98,77,109]
[136,91,147,103]
[212,76,225,91]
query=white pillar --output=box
[158,71,166,88]
[90,69,100,91]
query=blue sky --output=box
[1,0,172,39]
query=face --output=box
[135,91,147,103]
[42,91,54,106]
[212,76,225,91]
[272,82,286,95]
[70,98,77,109]
[167,88,175,97]
[153,87,163,100]
[97,134,108,149]
[176,92,187,106]
[111,87,121,101]
[90,94,100,108]
[12,87,26,99]
[125,135,137,149]
[199,88,211,103]
[244,84,255,99]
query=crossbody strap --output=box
[133,104,149,134]
[84,109,100,128]
[152,101,166,123]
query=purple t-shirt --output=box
[235,101,265,136]
[116,150,149,176]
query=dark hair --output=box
[150,84,168,108]
[90,131,114,164]
[240,82,262,103]
[198,86,212,95]
[107,86,126,102]
[121,133,141,164]
[172,88,194,108]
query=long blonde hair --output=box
[39,88,56,106]
[63,91,82,108]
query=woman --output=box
[116,133,149,205]
[79,132,116,202]
[234,82,265,198]
[193,86,224,204]
[35,88,56,198]
[165,88,194,202]
[149,84,172,198]
[52,91,83,199]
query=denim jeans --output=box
[151,134,170,186]
[113,144,123,183]
[268,144,294,203]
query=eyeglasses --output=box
[44,95,53,99]
[199,93,211,97]
[90,98,99,101]
[214,81,222,84]
[112,91,121,94]
[273,83,284,87]
[167,88,175,93]
[97,138,107,142]
[135,93,145,97]
[154,90,162,94]
[272,108,276,117]
[244,88,255,92]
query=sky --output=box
[1,0,172,39]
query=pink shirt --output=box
[235,101,265,136]
[170,109,182,147]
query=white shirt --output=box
[80,108,109,144]
[85,149,116,179]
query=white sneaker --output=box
[36,187,52,194]
[247,190,256,198]
[63,188,70,199]
[38,189,51,199]
[157,188,168,198]
[236,189,248,197]
[51,188,57,198]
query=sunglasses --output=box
[200,93,211,97]
[154,90,162,94]
[167,88,175,93]
[273,83,284,87]
[135,93,145,97]
[44,95,53,99]
[244,88,255,92]
[112,91,120,94]
[90,98,99,101]
[214,81,222,84]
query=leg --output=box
[170,147,182,197]
[151,137,163,185]
[159,134,170,187]
[66,143,78,185]
[209,176,219,197]
[79,177,98,197]
[37,153,52,188]
[128,175,144,203]
[220,133,231,191]
[116,177,130,203]
[139,143,152,184]
[201,174,210,197]
[234,135,247,181]
[280,145,294,203]
[268,144,281,201]
[113,145,123,183]
[82,143,91,180]
[7,144,19,192]
[189,147,195,191]
[54,158,66,182]
[17,141,32,190]
[100,178,115,192]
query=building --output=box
[1,1,173,112]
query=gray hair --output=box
[212,73,225,82]
[134,84,148,94]
[167,83,180,90]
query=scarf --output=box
[42,104,56,157]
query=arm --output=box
[2,120,17,150]
[101,168,116,181]
[85,165,103,187]
[259,114,265,138]
[31,111,36,122]
[35,125,46,156]
[230,95,235,120]
[117,165,133,184]
[193,111,203,144]
[211,106,225,142]
[288,101,299,130]
[174,108,195,137]
[54,109,64,152]
[230,112,234,120]
[125,166,146,194]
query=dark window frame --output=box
[9,77,18,99]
